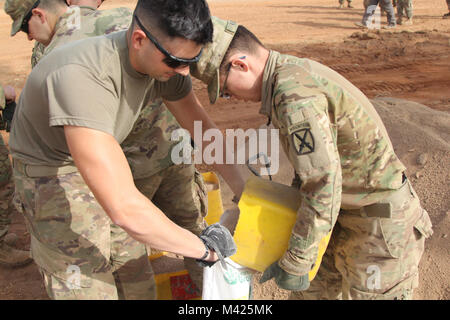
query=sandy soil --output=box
[0,0,448,300]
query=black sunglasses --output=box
[134,14,203,69]
[220,63,232,99]
[20,0,40,34]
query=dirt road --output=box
[0,0,448,300]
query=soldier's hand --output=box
[196,223,237,269]
[259,261,310,291]
[3,85,16,103]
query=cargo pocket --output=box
[413,209,433,240]
[30,234,93,291]
[379,216,408,259]
[349,273,417,300]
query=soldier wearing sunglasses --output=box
[8,0,238,300]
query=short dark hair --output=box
[134,0,213,45]
[39,0,67,13]
[220,25,265,71]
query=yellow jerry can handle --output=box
[231,176,332,282]
[201,172,224,225]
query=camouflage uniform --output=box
[258,51,433,299]
[0,85,13,242]
[8,3,206,298]
[0,84,32,268]
[339,0,352,7]
[396,0,413,22]
[363,0,396,26]
[338,0,353,7]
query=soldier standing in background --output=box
[191,24,433,299]
[30,0,106,67]
[338,0,354,9]
[0,84,32,268]
[396,0,413,25]
[356,0,396,28]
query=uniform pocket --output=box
[413,209,433,240]
[349,273,417,300]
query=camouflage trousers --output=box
[123,99,208,290]
[397,0,413,18]
[339,0,352,4]
[363,0,397,25]
[291,178,433,300]
[12,160,207,300]
[134,164,208,291]
[447,0,450,10]
[0,135,13,241]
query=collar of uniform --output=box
[77,6,97,11]
[260,50,280,117]
[53,7,75,34]
[116,31,149,80]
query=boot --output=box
[383,23,396,29]
[444,12,450,19]
[355,22,368,29]
[397,16,403,25]
[0,241,32,268]
[403,17,413,25]
[338,4,344,9]
[348,3,354,8]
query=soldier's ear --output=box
[230,55,249,72]
[31,8,47,24]
[130,29,147,51]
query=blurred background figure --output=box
[338,0,354,8]
[444,0,450,18]
[356,0,396,28]
[396,0,413,25]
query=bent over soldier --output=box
[192,24,433,299]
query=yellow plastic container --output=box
[201,172,224,225]
[231,176,332,281]
[154,270,201,300]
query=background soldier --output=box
[0,84,32,268]
[191,24,433,299]
[396,0,413,25]
[338,0,354,9]
[356,0,396,28]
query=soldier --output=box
[338,0,354,9]
[396,0,413,25]
[0,84,32,268]
[7,0,237,300]
[29,1,128,68]
[356,0,396,28]
[192,24,433,299]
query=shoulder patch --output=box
[290,122,315,155]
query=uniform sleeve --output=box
[275,90,342,276]
[0,85,5,109]
[46,64,119,136]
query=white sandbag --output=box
[202,258,253,300]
